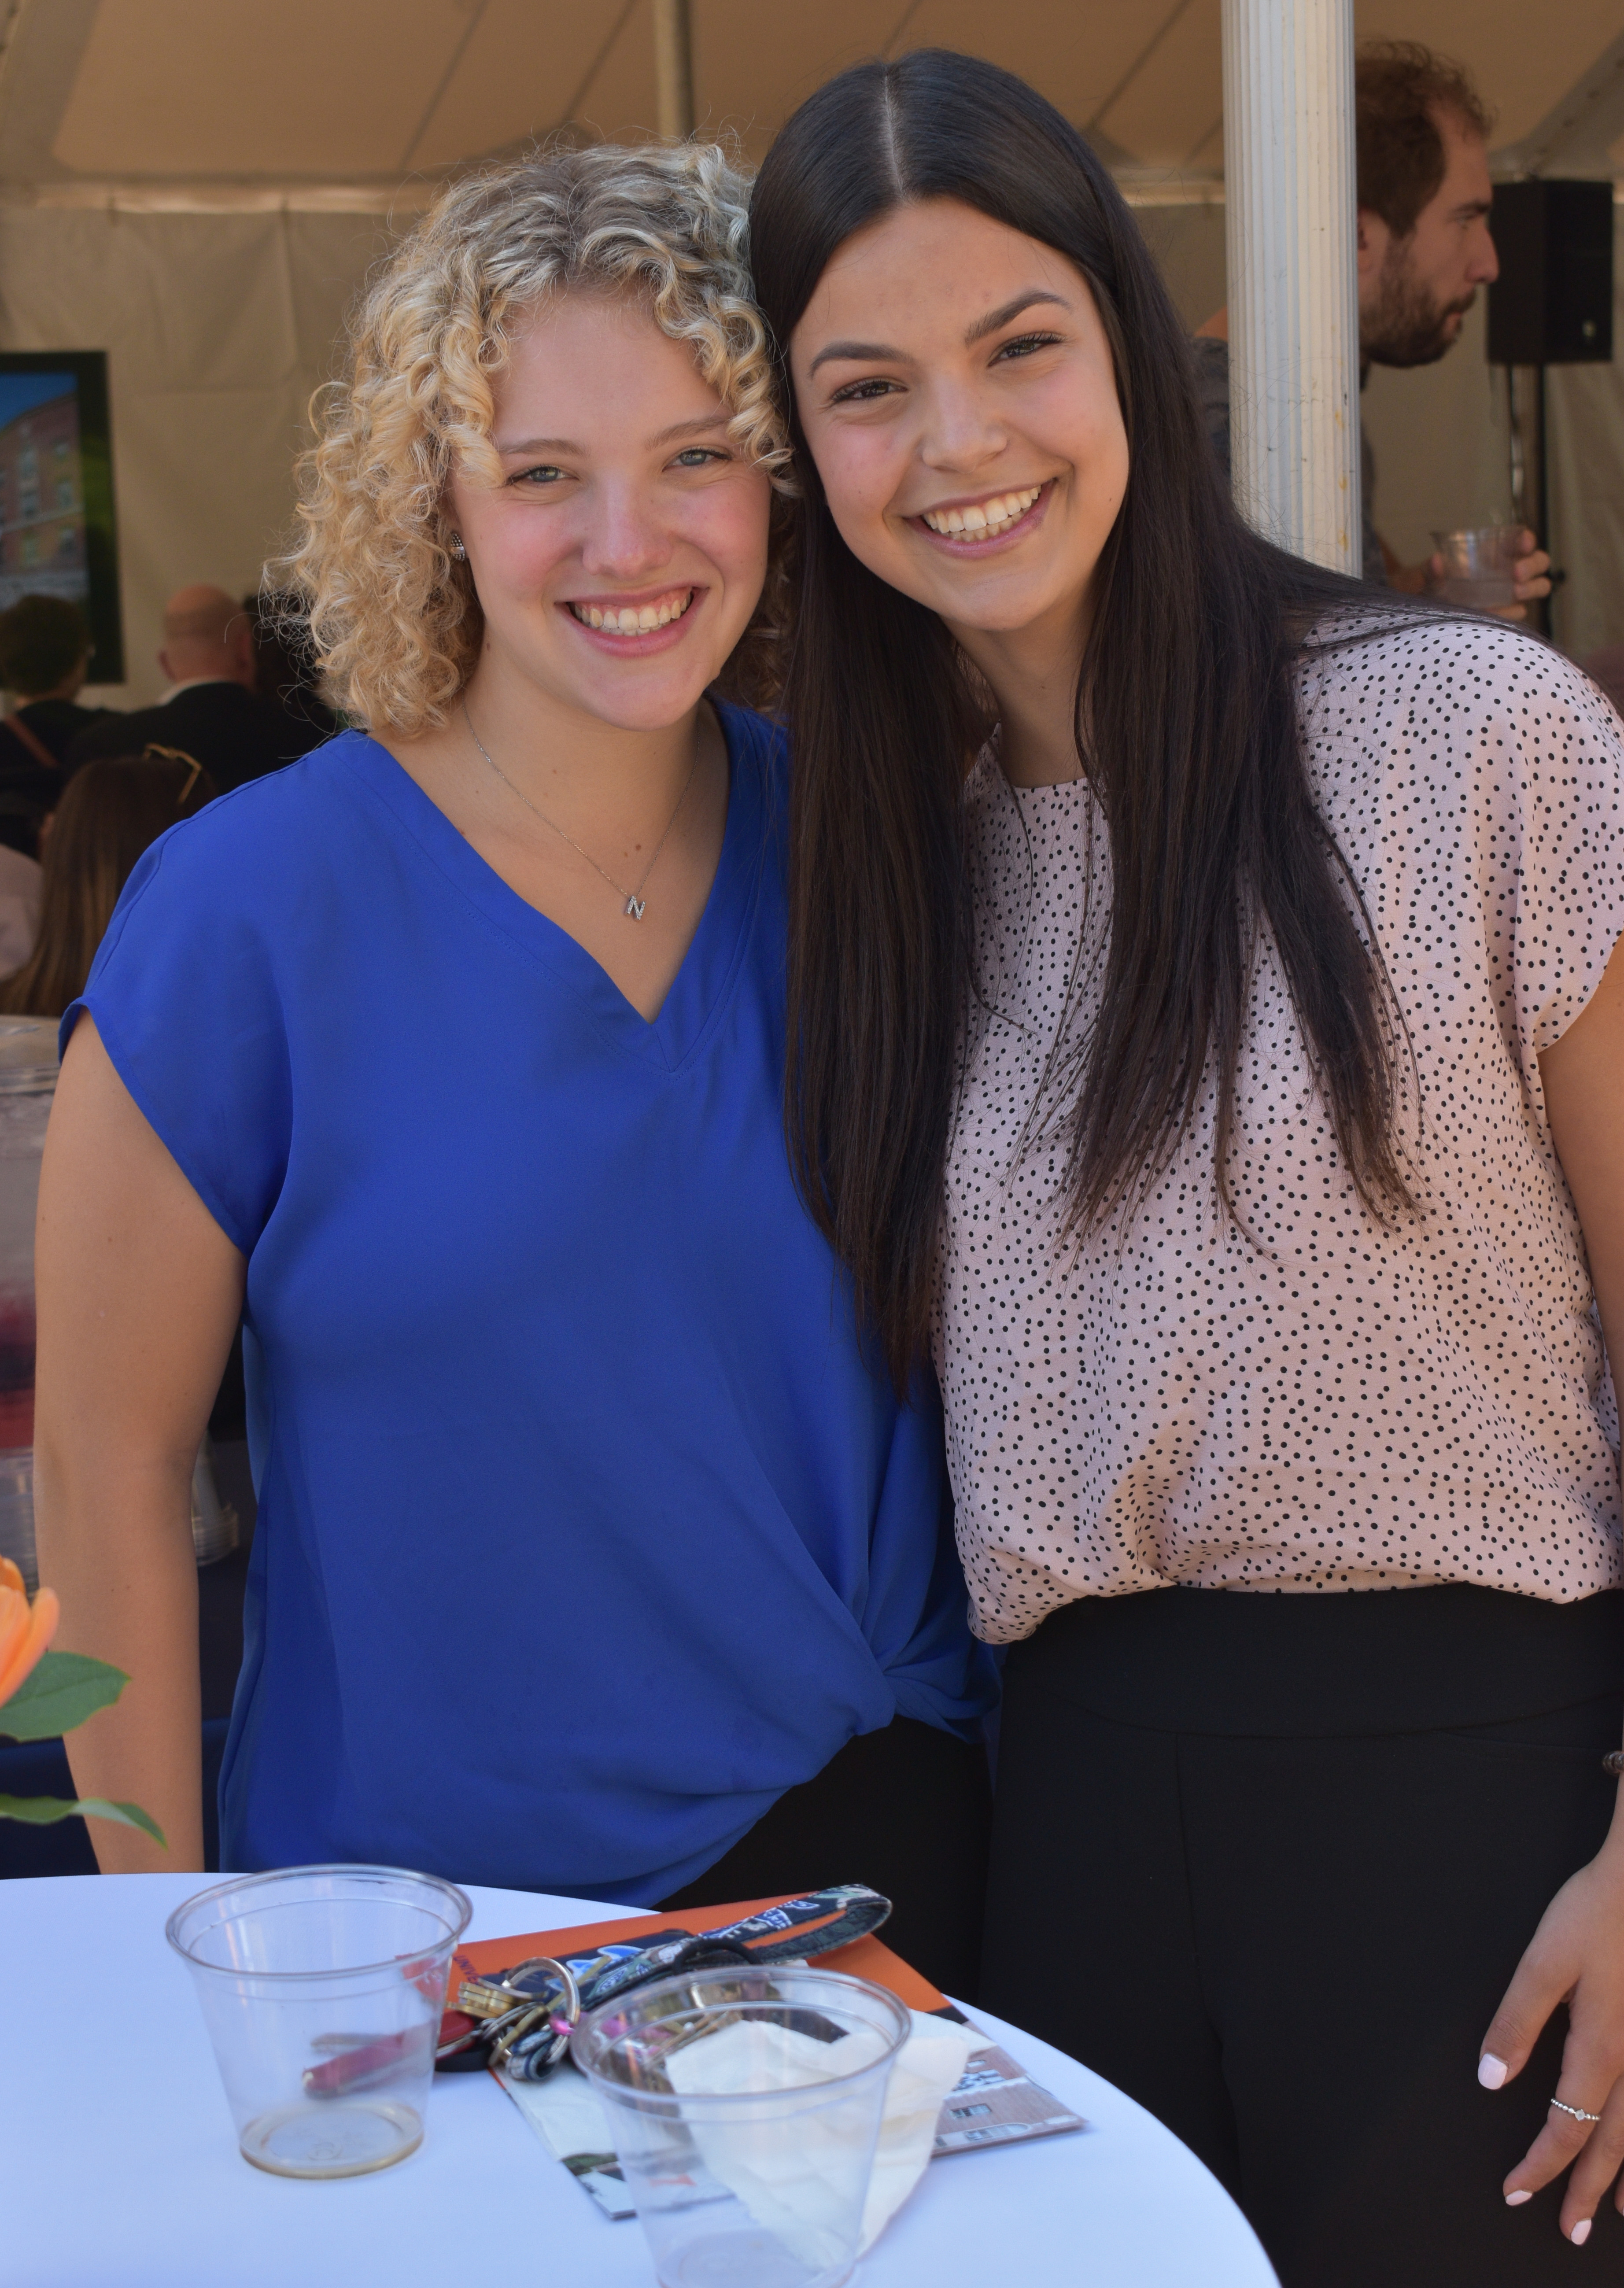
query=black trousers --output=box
[661,1715,992,2002]
[981,1586,1624,2288]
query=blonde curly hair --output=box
[279,141,788,734]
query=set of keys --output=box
[438,1955,582,2077]
[433,1884,896,2083]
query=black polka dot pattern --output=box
[937,622,1624,1641]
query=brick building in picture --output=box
[0,388,87,609]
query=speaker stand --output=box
[1505,365,1552,641]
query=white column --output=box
[1221,0,1361,573]
[653,0,694,141]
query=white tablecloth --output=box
[2,1875,1278,2287]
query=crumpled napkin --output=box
[664,2008,983,2265]
[859,2013,985,2247]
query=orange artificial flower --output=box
[0,1558,58,1707]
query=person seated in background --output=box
[66,584,327,792]
[0,838,41,975]
[0,594,112,764]
[0,594,114,857]
[1192,39,1549,616]
[0,749,214,1018]
[244,590,340,744]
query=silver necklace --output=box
[462,702,698,921]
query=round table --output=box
[1,1874,1278,2286]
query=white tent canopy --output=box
[0,0,1618,699]
[6,0,1620,199]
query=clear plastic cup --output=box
[574,1963,911,2288]
[1432,523,1523,607]
[166,1864,471,2177]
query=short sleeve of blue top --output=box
[67,705,993,1905]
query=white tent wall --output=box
[1361,205,1624,661]
[1546,210,1624,663]
[1362,303,1513,580]
[0,203,390,707]
[1133,201,1228,336]
[1,0,1619,698]
[1093,198,1624,662]
[0,189,1617,709]
[2,194,1236,714]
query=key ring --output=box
[487,1956,581,2070]
[497,1956,583,2023]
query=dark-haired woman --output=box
[0,749,216,1019]
[750,48,1624,2286]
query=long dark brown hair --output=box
[0,749,216,1018]
[750,49,1424,1387]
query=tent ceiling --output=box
[0,0,1620,203]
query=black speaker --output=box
[1487,179,1614,365]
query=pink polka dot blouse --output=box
[937,621,1624,1639]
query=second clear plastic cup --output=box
[166,1863,471,2177]
[1432,522,1522,607]
[575,1963,911,2288]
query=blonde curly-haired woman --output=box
[34,144,994,1988]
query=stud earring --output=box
[449,534,467,561]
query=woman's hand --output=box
[1480,1828,1624,2243]
[1508,530,1554,613]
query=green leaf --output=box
[0,1792,165,1844]
[0,1650,129,1741]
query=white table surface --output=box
[3,1875,1277,2288]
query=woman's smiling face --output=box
[447,290,770,734]
[788,198,1129,653]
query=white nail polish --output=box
[1572,2218,1592,2246]
[1506,2190,1533,2207]
[1479,2054,1509,2090]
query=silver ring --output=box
[1550,2098,1604,2125]
[500,1957,581,2018]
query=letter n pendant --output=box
[624,895,646,921]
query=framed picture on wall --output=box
[0,351,123,685]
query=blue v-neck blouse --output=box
[67,704,993,1903]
